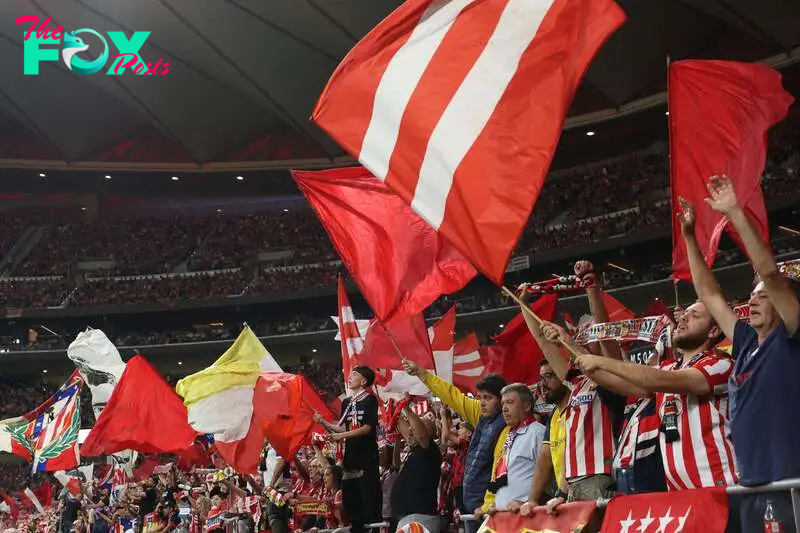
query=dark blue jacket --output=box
[462,412,506,511]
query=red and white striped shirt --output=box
[657,351,738,490]
[564,375,616,479]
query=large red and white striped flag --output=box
[313,0,626,283]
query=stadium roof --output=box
[0,0,798,172]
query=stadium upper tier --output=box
[0,120,798,312]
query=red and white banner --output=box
[601,488,728,532]
[479,501,597,532]
[313,0,626,283]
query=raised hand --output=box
[676,196,696,234]
[574,260,596,288]
[704,175,741,216]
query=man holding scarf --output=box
[314,366,381,533]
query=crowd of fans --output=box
[0,126,797,311]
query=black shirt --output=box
[341,393,379,471]
[62,496,81,523]
[391,444,442,519]
[139,487,158,517]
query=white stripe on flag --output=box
[411,0,554,229]
[454,366,484,377]
[454,351,481,364]
[24,487,44,514]
[359,0,476,180]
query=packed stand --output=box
[0,277,72,309]
[73,270,251,307]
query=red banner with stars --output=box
[601,488,728,532]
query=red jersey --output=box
[564,374,617,479]
[657,351,738,490]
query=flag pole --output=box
[501,287,583,360]
[666,54,681,308]
[381,323,407,363]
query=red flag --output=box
[312,0,625,284]
[601,488,728,532]
[33,483,52,508]
[256,373,334,460]
[430,307,457,382]
[452,333,486,393]
[483,294,558,384]
[483,501,597,532]
[360,314,435,370]
[134,457,160,481]
[82,355,199,456]
[642,297,670,318]
[177,437,213,470]
[0,493,18,522]
[337,277,363,383]
[669,60,794,280]
[601,290,635,321]
[293,167,476,321]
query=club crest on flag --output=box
[0,370,83,473]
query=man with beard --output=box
[570,300,738,491]
[519,360,570,517]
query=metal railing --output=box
[314,522,390,533]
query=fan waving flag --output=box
[0,370,83,473]
[294,168,475,321]
[312,0,626,283]
[669,60,794,280]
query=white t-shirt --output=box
[263,446,290,491]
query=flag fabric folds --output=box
[0,493,19,523]
[175,327,282,473]
[601,487,728,532]
[176,327,281,441]
[82,355,199,456]
[452,333,487,393]
[669,60,794,280]
[601,290,635,322]
[479,501,597,532]
[337,277,365,384]
[312,0,626,283]
[293,167,476,321]
[429,306,456,383]
[20,487,45,514]
[67,328,126,419]
[483,294,558,384]
[360,313,435,370]
[0,370,83,473]
[257,373,334,460]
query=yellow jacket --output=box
[422,372,509,512]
